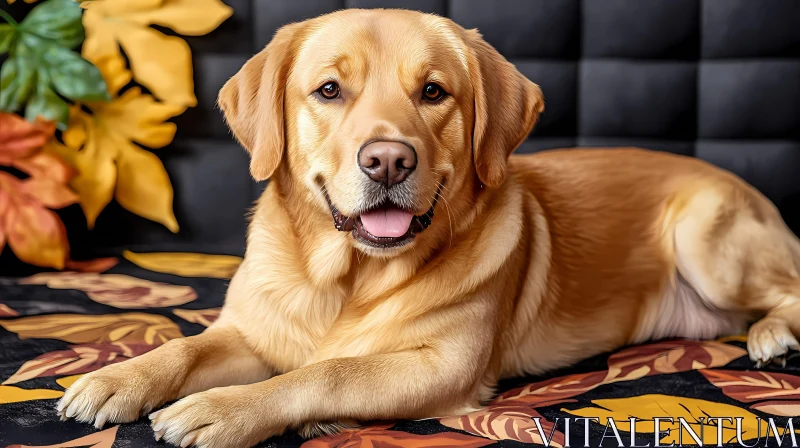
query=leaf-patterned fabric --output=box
[1,254,798,447]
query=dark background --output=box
[2,0,800,262]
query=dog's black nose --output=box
[358,141,417,187]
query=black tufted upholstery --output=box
[81,0,800,255]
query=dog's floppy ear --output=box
[464,29,544,188]
[218,23,303,181]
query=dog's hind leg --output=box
[672,184,800,366]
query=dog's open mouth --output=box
[323,184,442,249]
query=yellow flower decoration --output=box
[79,0,233,106]
[48,56,183,231]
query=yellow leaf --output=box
[81,0,232,106]
[56,374,84,389]
[115,145,179,232]
[60,86,183,230]
[0,385,62,404]
[0,313,183,345]
[563,394,789,445]
[124,250,242,278]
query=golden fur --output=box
[58,9,800,448]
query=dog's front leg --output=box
[149,318,493,448]
[57,324,271,429]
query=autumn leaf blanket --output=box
[1,252,799,447]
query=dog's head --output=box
[219,9,543,256]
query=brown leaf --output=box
[0,313,183,345]
[7,425,119,448]
[0,303,19,317]
[20,272,197,308]
[604,339,746,383]
[65,257,119,273]
[302,424,493,448]
[3,342,155,385]
[440,404,564,447]
[173,308,221,327]
[0,113,55,163]
[701,369,800,416]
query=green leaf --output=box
[0,24,15,54]
[0,57,37,112]
[44,46,110,102]
[20,0,84,49]
[25,84,69,128]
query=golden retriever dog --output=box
[58,8,800,448]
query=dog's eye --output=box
[318,82,340,100]
[422,83,445,102]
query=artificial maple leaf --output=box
[0,112,77,268]
[79,0,232,106]
[50,57,184,231]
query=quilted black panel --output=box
[54,0,800,252]
[582,0,699,59]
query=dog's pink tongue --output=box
[360,207,414,237]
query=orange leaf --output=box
[65,257,119,273]
[20,272,197,308]
[7,425,119,448]
[0,188,9,250]
[18,177,79,208]
[5,197,69,269]
[14,150,76,184]
[495,371,607,406]
[0,303,18,317]
[0,113,55,163]
[604,339,746,383]
[3,342,155,385]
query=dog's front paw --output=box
[57,363,165,428]
[748,317,800,368]
[150,386,283,448]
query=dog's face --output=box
[219,9,543,256]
